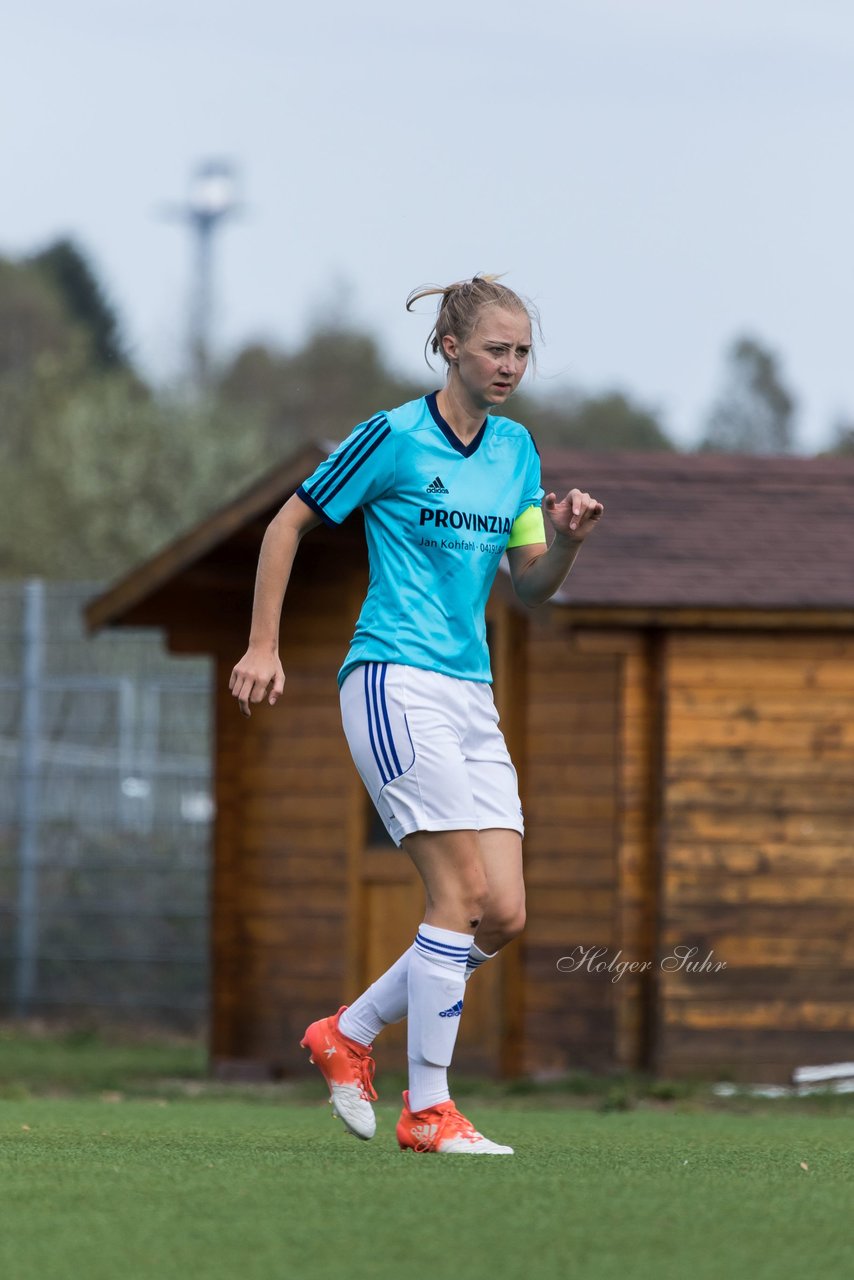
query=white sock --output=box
[465,942,497,983]
[338,947,412,1046]
[407,1061,451,1113]
[407,923,472,1113]
[339,939,499,1046]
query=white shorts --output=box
[340,662,524,847]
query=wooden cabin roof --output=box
[544,451,854,609]
[87,441,854,632]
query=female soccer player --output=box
[229,276,603,1155]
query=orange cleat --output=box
[300,1006,378,1140]
[396,1091,513,1155]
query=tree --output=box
[220,329,674,454]
[218,324,428,453]
[0,256,86,380]
[507,387,674,451]
[30,238,129,372]
[701,336,796,454]
[0,239,264,578]
[824,416,854,455]
[0,371,266,578]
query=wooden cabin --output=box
[87,447,854,1083]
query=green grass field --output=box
[1,1028,852,1280]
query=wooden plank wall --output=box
[208,539,363,1076]
[570,631,662,1073]
[658,632,854,1080]
[520,614,623,1074]
[524,627,661,1076]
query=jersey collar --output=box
[426,392,488,458]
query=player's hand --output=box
[543,488,604,541]
[229,648,286,718]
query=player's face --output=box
[445,306,532,409]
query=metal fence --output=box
[0,580,212,1030]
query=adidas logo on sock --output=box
[425,476,449,494]
[438,999,464,1018]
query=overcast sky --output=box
[4,0,852,448]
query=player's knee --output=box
[465,890,491,931]
[458,867,490,928]
[490,902,527,946]
[504,901,524,942]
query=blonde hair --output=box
[406,274,538,368]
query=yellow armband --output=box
[506,504,546,549]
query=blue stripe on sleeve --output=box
[320,425,391,508]
[295,485,339,527]
[310,416,387,505]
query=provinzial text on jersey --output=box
[419,508,513,534]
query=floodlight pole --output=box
[190,211,216,387]
[163,160,240,392]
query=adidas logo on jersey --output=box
[439,999,464,1018]
[425,476,449,494]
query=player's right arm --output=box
[229,493,321,717]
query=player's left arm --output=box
[507,489,604,608]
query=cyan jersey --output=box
[296,392,545,686]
